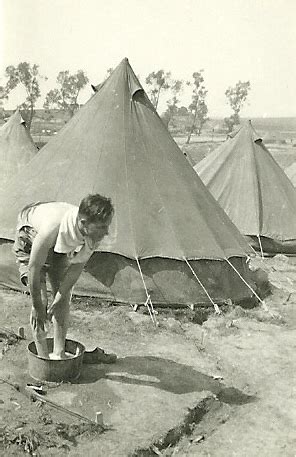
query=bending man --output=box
[13,194,114,359]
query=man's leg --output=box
[48,254,71,358]
[30,273,49,358]
[14,226,49,357]
[52,290,71,358]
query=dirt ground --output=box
[0,255,296,456]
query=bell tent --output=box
[0,109,37,192]
[195,121,296,255]
[0,58,253,306]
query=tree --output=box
[44,70,89,117]
[145,70,171,110]
[0,86,8,119]
[186,71,209,144]
[5,62,45,129]
[224,80,251,132]
[177,106,189,116]
[163,79,183,129]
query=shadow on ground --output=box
[76,356,255,406]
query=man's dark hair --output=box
[78,194,114,223]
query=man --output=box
[13,194,114,360]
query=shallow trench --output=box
[132,396,227,456]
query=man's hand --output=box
[47,293,62,320]
[47,263,85,319]
[30,307,48,331]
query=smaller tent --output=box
[285,162,296,187]
[195,121,296,255]
[0,110,37,192]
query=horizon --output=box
[4,107,296,121]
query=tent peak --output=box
[120,57,130,66]
[92,58,144,99]
[5,109,25,127]
[245,120,262,143]
[228,121,262,143]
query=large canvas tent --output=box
[195,121,296,255]
[0,59,253,306]
[0,109,37,192]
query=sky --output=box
[0,0,296,117]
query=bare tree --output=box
[5,62,46,129]
[224,80,251,132]
[186,71,209,144]
[145,70,171,110]
[44,70,89,117]
[163,79,184,129]
[0,86,8,119]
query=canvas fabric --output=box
[0,110,37,192]
[195,122,296,253]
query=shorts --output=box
[13,225,54,286]
[13,203,70,287]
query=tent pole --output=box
[183,257,221,314]
[135,257,157,325]
[257,235,264,259]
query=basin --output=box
[27,338,85,382]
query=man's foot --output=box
[83,347,117,364]
[48,352,74,360]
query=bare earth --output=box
[0,255,296,456]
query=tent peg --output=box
[183,257,221,315]
[136,258,158,326]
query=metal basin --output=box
[27,338,85,382]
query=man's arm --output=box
[28,232,54,322]
[59,262,85,296]
[47,263,85,317]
